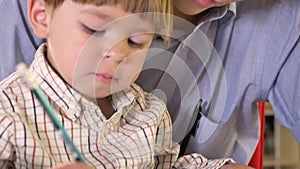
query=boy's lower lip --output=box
[95,73,114,83]
[193,0,216,7]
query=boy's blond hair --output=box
[44,0,173,40]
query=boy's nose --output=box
[103,40,128,63]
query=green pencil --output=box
[17,63,85,163]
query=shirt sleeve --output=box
[173,153,234,169]
[0,0,44,80]
[268,36,300,143]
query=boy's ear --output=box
[27,0,49,38]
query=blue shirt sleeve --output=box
[255,0,300,143]
[268,37,300,142]
[0,0,44,80]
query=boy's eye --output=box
[128,38,144,48]
[128,34,153,48]
[82,24,105,35]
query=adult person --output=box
[136,0,300,164]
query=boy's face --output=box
[30,1,154,98]
[174,0,241,16]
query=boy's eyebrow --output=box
[81,9,111,20]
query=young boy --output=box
[0,0,177,168]
[0,0,248,169]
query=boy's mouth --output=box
[95,73,116,83]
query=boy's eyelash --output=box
[82,24,145,48]
[128,39,144,48]
[82,24,105,35]
[82,25,97,34]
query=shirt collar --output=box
[30,43,85,121]
[198,2,236,24]
[159,3,237,43]
[111,87,135,111]
[30,43,136,121]
[228,2,237,16]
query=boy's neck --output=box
[97,96,115,119]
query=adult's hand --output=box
[52,161,94,169]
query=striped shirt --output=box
[0,44,232,168]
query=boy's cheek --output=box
[114,56,145,87]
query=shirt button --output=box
[181,42,186,49]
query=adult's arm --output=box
[0,0,44,80]
[267,29,300,143]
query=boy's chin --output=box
[79,86,129,99]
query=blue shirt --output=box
[0,0,44,80]
[136,0,300,164]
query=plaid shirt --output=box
[0,44,232,169]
